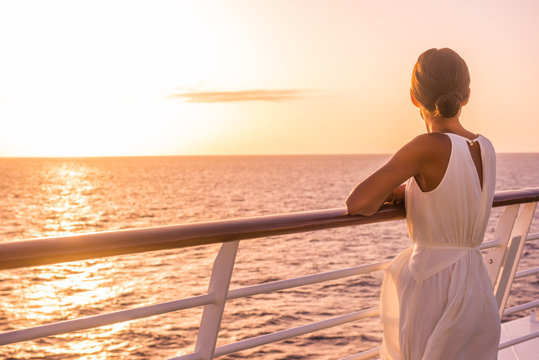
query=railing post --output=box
[492,203,537,317]
[193,240,239,359]
[484,204,520,286]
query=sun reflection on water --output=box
[41,164,102,236]
[2,259,138,358]
[0,162,136,358]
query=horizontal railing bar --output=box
[209,307,380,358]
[479,231,538,252]
[479,240,499,250]
[0,261,392,346]
[503,300,539,317]
[514,267,539,279]
[0,293,214,346]
[1,188,537,270]
[340,347,380,360]
[0,208,399,270]
[227,261,391,300]
[498,330,539,350]
[492,188,539,207]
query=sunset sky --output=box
[1,0,538,157]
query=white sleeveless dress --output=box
[379,133,500,360]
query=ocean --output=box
[0,154,538,359]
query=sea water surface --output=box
[0,154,538,359]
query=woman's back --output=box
[406,133,496,248]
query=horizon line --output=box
[1,151,538,159]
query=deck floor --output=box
[499,311,539,360]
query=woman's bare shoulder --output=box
[410,132,450,147]
[397,133,450,161]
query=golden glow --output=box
[0,164,130,356]
[1,0,539,156]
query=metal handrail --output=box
[0,294,215,346]
[514,266,539,279]
[503,300,539,316]
[211,308,379,358]
[1,188,538,270]
[498,330,539,350]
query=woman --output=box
[346,48,500,359]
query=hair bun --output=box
[435,93,461,118]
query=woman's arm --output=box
[345,135,435,216]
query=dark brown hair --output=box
[411,48,470,118]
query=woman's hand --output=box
[383,184,406,205]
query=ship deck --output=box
[499,310,539,360]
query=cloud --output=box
[167,89,314,103]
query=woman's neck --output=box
[424,116,477,139]
[428,119,461,133]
